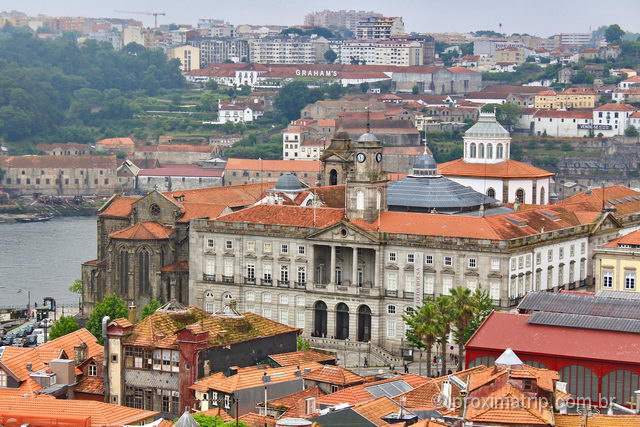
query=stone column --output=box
[352,247,359,286]
[330,245,336,284]
[374,249,380,288]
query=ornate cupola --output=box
[463,111,511,164]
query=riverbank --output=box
[0,203,99,222]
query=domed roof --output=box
[273,173,304,192]
[357,132,380,143]
[412,152,437,171]
[465,111,510,139]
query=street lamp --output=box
[0,287,31,314]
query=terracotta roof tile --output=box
[557,185,640,216]
[604,229,640,247]
[216,205,344,229]
[177,203,229,223]
[161,260,189,272]
[96,137,135,147]
[0,155,117,169]
[0,396,157,426]
[303,365,365,386]
[38,328,103,363]
[317,374,429,406]
[99,196,139,218]
[533,109,593,119]
[191,363,320,393]
[109,222,174,240]
[594,103,638,111]
[267,387,326,417]
[75,376,105,395]
[136,144,214,153]
[123,307,298,350]
[238,413,277,427]
[269,350,336,367]
[165,182,271,208]
[555,414,640,427]
[351,396,411,427]
[438,158,554,179]
[465,383,553,425]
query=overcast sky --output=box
[4,0,639,37]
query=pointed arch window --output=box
[119,249,129,295]
[138,249,150,295]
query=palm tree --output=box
[434,296,453,377]
[404,301,439,377]
[450,287,476,371]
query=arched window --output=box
[487,188,496,199]
[356,190,364,210]
[540,187,546,204]
[335,303,350,340]
[118,249,129,295]
[602,369,640,406]
[496,143,504,159]
[204,290,215,313]
[487,143,493,159]
[515,189,525,203]
[469,143,477,158]
[313,301,327,337]
[357,305,371,342]
[559,365,598,402]
[478,143,485,159]
[329,169,338,186]
[138,249,150,295]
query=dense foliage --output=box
[140,299,162,320]
[86,294,128,344]
[48,315,80,340]
[0,25,184,144]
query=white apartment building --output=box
[248,37,330,64]
[559,33,592,47]
[356,16,405,40]
[339,40,423,66]
[592,104,639,137]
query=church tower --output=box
[345,130,388,222]
[320,131,353,186]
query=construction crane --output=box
[115,10,166,28]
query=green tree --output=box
[359,82,370,93]
[205,79,219,91]
[404,301,439,376]
[297,335,311,350]
[86,294,128,344]
[190,413,248,427]
[482,103,523,129]
[69,278,82,294]
[140,299,162,320]
[449,288,476,371]
[324,49,338,64]
[49,315,80,340]
[412,84,420,95]
[434,296,453,376]
[625,125,639,137]
[605,24,625,44]
[274,81,312,121]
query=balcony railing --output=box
[203,273,216,281]
[244,277,256,285]
[314,282,327,289]
[277,280,290,288]
[403,291,415,299]
[222,275,234,283]
[260,278,273,286]
[508,296,523,307]
[385,290,398,297]
[492,299,501,307]
[294,281,307,289]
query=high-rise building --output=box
[248,37,330,64]
[304,10,382,34]
[188,38,250,67]
[356,16,405,40]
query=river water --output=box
[0,217,96,308]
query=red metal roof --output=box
[466,311,640,365]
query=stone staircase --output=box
[307,337,403,368]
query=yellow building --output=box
[493,47,527,65]
[594,230,640,293]
[534,88,596,109]
[167,45,201,72]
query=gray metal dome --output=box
[412,152,437,171]
[357,132,380,143]
[274,173,304,192]
[465,111,510,139]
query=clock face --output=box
[356,153,366,163]
[376,152,382,163]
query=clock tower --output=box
[346,130,388,222]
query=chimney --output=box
[227,366,239,377]
[49,359,75,385]
[26,362,32,372]
[128,303,136,324]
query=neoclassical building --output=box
[439,111,554,205]
[188,130,632,359]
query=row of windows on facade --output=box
[511,242,586,271]
[467,142,506,159]
[509,261,587,298]
[602,271,637,290]
[229,171,319,178]
[206,238,497,269]
[4,177,110,185]
[123,347,181,372]
[17,169,106,175]
[125,386,179,413]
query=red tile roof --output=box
[238,413,277,427]
[317,374,429,406]
[34,143,88,151]
[438,158,554,179]
[96,137,135,147]
[466,311,640,365]
[216,205,344,229]
[303,365,366,386]
[99,196,138,217]
[225,158,321,172]
[0,396,157,426]
[268,350,336,367]
[109,222,174,240]
[160,260,189,272]
[176,203,229,223]
[135,144,214,153]
[603,229,640,247]
[594,103,638,111]
[533,110,593,119]
[138,164,223,177]
[557,185,640,216]
[74,376,105,395]
[0,155,117,169]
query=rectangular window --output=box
[296,295,305,306]
[625,272,636,290]
[246,263,255,280]
[225,240,233,250]
[387,319,396,338]
[224,258,233,277]
[387,272,398,291]
[425,255,434,265]
[490,281,500,301]
[466,278,478,291]
[263,307,272,319]
[263,264,272,281]
[536,253,541,265]
[206,238,215,249]
[468,258,477,269]
[279,309,288,324]
[297,266,306,284]
[570,245,575,257]
[518,257,524,269]
[559,248,564,259]
[424,274,435,295]
[547,249,553,262]
[405,274,415,293]
[263,242,272,253]
[442,275,453,295]
[526,255,531,268]
[281,244,288,254]
[280,265,289,282]
[491,259,500,270]
[388,252,397,262]
[581,242,586,255]
[298,245,305,255]
[224,395,231,409]
[247,240,255,252]
[444,256,453,266]
[407,253,415,263]
[205,257,215,276]
[296,311,305,328]
[0,370,7,387]
[603,271,613,288]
